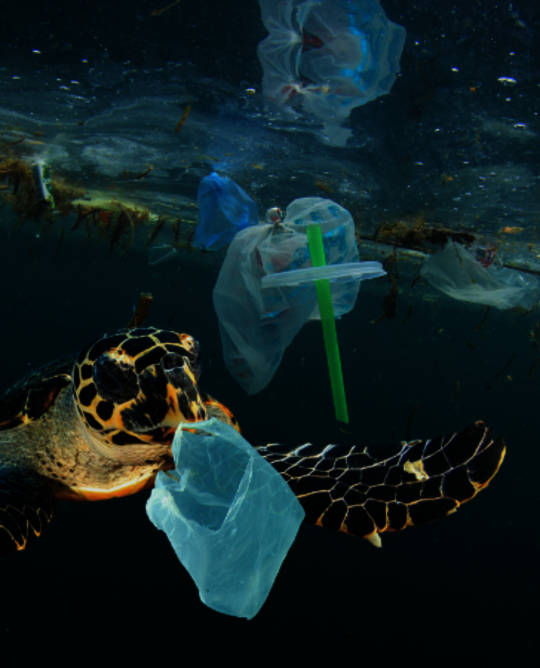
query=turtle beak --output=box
[160,353,206,426]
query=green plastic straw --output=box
[306,224,349,424]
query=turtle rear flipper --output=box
[0,464,57,556]
[256,422,505,546]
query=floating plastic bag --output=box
[146,418,305,620]
[257,0,406,146]
[192,172,259,251]
[213,197,383,394]
[421,241,540,310]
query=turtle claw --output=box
[0,464,57,556]
[366,532,383,548]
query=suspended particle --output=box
[497,77,517,86]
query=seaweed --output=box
[474,306,490,332]
[495,353,516,379]
[110,204,134,255]
[382,247,400,279]
[382,276,398,319]
[372,276,398,324]
[187,225,196,252]
[400,304,413,325]
[51,180,85,214]
[0,155,203,259]
[175,105,191,132]
[315,179,334,194]
[170,218,181,245]
[0,157,86,228]
[122,166,153,180]
[85,202,149,255]
[146,216,168,246]
[0,158,51,226]
[372,247,400,323]
[377,214,475,249]
[71,205,93,232]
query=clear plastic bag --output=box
[213,197,373,394]
[146,419,305,620]
[257,0,406,146]
[421,241,540,310]
[192,172,258,251]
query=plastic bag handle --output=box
[306,224,349,424]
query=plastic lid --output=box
[261,261,386,288]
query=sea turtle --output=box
[0,326,505,555]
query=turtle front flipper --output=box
[0,463,57,555]
[256,422,505,547]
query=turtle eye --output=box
[161,352,196,390]
[93,353,139,404]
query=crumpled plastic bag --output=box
[421,241,540,310]
[192,172,258,251]
[257,0,406,146]
[213,197,367,394]
[146,418,305,620]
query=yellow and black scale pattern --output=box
[0,327,505,555]
[73,327,214,446]
[255,422,505,546]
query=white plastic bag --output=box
[213,197,362,394]
[257,0,406,146]
[421,241,540,310]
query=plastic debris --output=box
[265,206,283,223]
[148,243,177,266]
[261,261,386,287]
[214,197,384,394]
[192,172,258,251]
[146,418,305,620]
[31,162,55,207]
[421,241,540,310]
[263,243,385,423]
[257,0,406,146]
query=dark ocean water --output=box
[0,219,536,658]
[1,0,538,660]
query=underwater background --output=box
[0,0,538,659]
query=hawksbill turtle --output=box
[0,327,506,555]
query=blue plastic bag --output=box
[192,172,259,251]
[257,0,406,145]
[146,418,305,620]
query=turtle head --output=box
[72,327,206,446]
